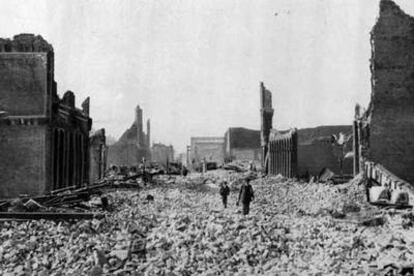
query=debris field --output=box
[1,171,414,276]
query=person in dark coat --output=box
[219,181,230,208]
[237,178,255,215]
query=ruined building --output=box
[89,129,107,183]
[107,105,151,166]
[355,0,414,184]
[260,83,353,178]
[190,137,225,170]
[267,129,298,178]
[152,143,174,168]
[0,34,92,198]
[224,127,261,163]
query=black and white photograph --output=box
[1,0,414,275]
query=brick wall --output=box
[368,0,414,183]
[0,53,48,116]
[0,125,47,198]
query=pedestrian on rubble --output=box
[237,177,255,215]
[219,181,230,208]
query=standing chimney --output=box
[135,105,143,148]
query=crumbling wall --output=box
[89,129,107,183]
[224,127,261,162]
[298,143,353,177]
[298,126,352,145]
[367,0,414,184]
[260,82,274,167]
[297,126,353,177]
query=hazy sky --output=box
[1,0,413,153]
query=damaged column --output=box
[89,128,107,183]
[260,82,274,172]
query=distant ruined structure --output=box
[355,0,414,185]
[107,105,151,166]
[152,143,174,168]
[0,34,92,198]
[224,127,261,163]
[260,83,353,178]
[190,137,225,170]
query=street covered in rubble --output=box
[1,171,414,276]
[2,0,414,275]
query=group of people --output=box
[219,178,255,215]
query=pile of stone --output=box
[1,172,414,275]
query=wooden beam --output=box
[0,212,104,220]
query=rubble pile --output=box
[1,172,414,275]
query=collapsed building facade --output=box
[0,34,92,198]
[151,143,174,168]
[355,0,414,190]
[224,127,261,163]
[260,83,353,178]
[107,105,151,166]
[190,137,225,170]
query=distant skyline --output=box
[1,0,414,153]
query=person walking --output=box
[219,181,230,208]
[237,178,255,215]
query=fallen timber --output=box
[0,211,104,220]
[0,176,148,220]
